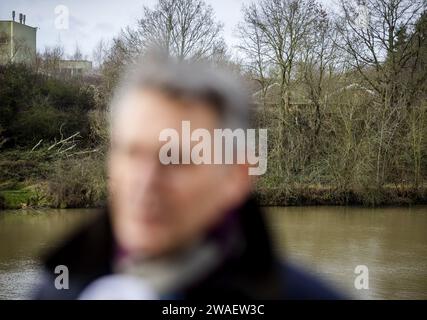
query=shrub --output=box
[47,155,107,208]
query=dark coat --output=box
[35,197,342,300]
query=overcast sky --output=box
[0,0,336,59]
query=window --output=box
[0,35,8,45]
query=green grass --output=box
[0,184,50,209]
[0,189,33,209]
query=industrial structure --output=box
[0,11,37,65]
[1,11,93,77]
[58,59,93,76]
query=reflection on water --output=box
[0,206,426,299]
[0,209,96,299]
[266,206,427,299]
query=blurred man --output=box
[36,55,340,299]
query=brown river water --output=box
[0,206,426,299]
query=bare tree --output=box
[337,0,426,185]
[0,32,36,65]
[39,45,64,76]
[299,9,342,139]
[239,0,321,111]
[237,0,322,177]
[236,7,274,106]
[337,0,425,105]
[71,42,83,60]
[120,0,225,61]
[92,39,108,69]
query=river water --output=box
[0,206,426,299]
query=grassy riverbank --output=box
[2,182,426,209]
[1,149,426,209]
[255,185,427,206]
[0,150,106,209]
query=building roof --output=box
[0,20,37,30]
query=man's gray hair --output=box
[109,54,251,132]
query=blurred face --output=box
[108,88,251,257]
